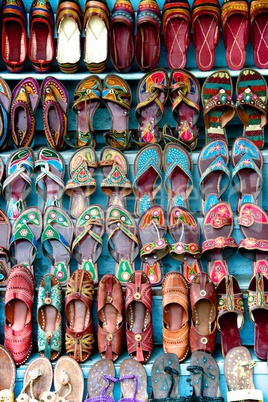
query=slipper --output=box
[134,69,168,146]
[53,356,84,402]
[0,345,16,393]
[65,147,98,220]
[201,70,235,144]
[221,0,249,70]
[10,207,42,274]
[3,147,35,221]
[202,202,238,285]
[102,74,132,150]
[72,205,104,284]
[237,203,268,278]
[100,146,132,209]
[162,0,191,70]
[0,209,11,287]
[163,143,193,212]
[65,76,102,148]
[17,356,52,402]
[119,358,148,401]
[168,207,202,284]
[224,346,263,401]
[37,274,63,361]
[192,0,221,71]
[133,144,162,218]
[87,359,116,400]
[198,140,230,216]
[168,69,200,149]
[236,68,268,149]
[231,137,263,212]
[216,275,244,357]
[0,77,11,151]
[187,351,223,400]
[250,0,268,69]
[247,273,268,360]
[106,205,139,285]
[35,148,65,211]
[151,353,181,399]
[139,205,169,286]
[42,206,73,286]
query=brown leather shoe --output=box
[189,271,217,353]
[162,271,189,362]
[97,274,124,361]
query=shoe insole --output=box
[252,16,268,68]
[139,25,158,69]
[5,22,22,62]
[225,15,247,70]
[103,304,118,333]
[218,312,241,356]
[168,166,188,200]
[57,18,80,64]
[9,299,28,331]
[193,299,214,335]
[106,102,128,133]
[31,23,51,61]
[68,300,89,332]
[85,16,108,64]
[112,24,133,69]
[193,15,218,70]
[39,305,58,332]
[252,309,268,359]
[9,176,27,204]
[166,19,188,68]
[164,303,184,331]
[132,302,147,334]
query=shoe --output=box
[56,0,83,73]
[1,0,27,72]
[0,77,12,151]
[29,0,55,72]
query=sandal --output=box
[0,77,11,151]
[168,69,200,149]
[0,345,15,401]
[236,68,268,149]
[125,271,153,364]
[42,206,73,286]
[35,148,65,211]
[65,75,102,149]
[100,146,132,209]
[217,275,244,357]
[187,351,223,400]
[64,147,98,220]
[102,74,132,150]
[139,205,169,286]
[16,356,52,402]
[72,205,104,284]
[106,205,139,285]
[97,274,124,361]
[10,207,42,274]
[198,140,230,216]
[250,0,268,69]
[151,352,182,400]
[202,202,238,285]
[168,206,202,284]
[3,147,35,221]
[248,273,268,360]
[0,209,11,286]
[87,359,117,401]
[133,69,168,147]
[231,137,263,212]
[238,203,268,279]
[133,144,162,218]
[201,70,235,144]
[37,274,63,361]
[163,143,193,212]
[119,359,148,401]
[65,270,95,362]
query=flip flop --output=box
[134,69,168,146]
[202,202,238,285]
[250,0,268,69]
[106,205,139,285]
[237,203,268,278]
[231,137,263,212]
[35,148,65,211]
[163,143,193,212]
[201,70,235,144]
[3,148,35,221]
[42,206,73,286]
[119,358,148,402]
[72,205,104,284]
[198,140,230,216]
[87,359,116,399]
[65,75,102,148]
[192,0,221,71]
[162,0,191,70]
[139,205,169,286]
[151,353,181,399]
[133,144,162,218]
[221,0,249,70]
[100,146,132,209]
[0,77,11,151]
[65,147,98,220]
[168,69,200,149]
[102,74,132,150]
[0,345,16,394]
[0,209,11,287]
[236,68,268,149]
[10,207,42,274]
[247,273,268,360]
[168,206,202,283]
